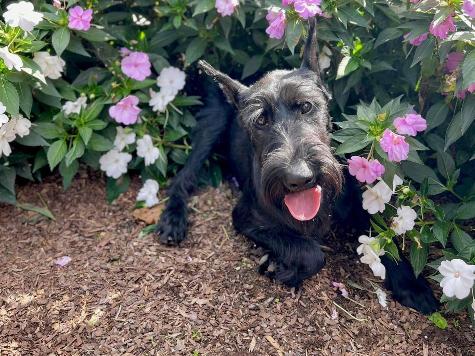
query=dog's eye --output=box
[300,102,313,114]
[255,115,268,126]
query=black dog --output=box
[156,19,438,314]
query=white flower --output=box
[438,259,475,299]
[0,120,17,157]
[0,46,23,71]
[10,114,31,137]
[391,205,417,235]
[375,288,388,308]
[0,102,8,127]
[33,52,65,80]
[318,46,332,71]
[136,134,159,166]
[149,88,175,113]
[156,66,186,96]
[99,149,132,179]
[62,96,87,116]
[472,299,475,312]
[113,127,136,151]
[392,174,403,191]
[362,180,393,214]
[357,235,386,280]
[137,179,160,207]
[3,1,43,32]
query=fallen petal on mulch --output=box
[54,256,71,267]
[132,205,163,224]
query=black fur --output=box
[156,19,438,314]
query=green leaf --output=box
[17,82,32,117]
[336,56,360,79]
[462,50,475,90]
[15,130,49,147]
[428,312,448,330]
[432,221,450,247]
[335,134,370,155]
[411,37,435,67]
[185,38,207,66]
[59,159,79,190]
[65,137,85,166]
[285,20,303,55]
[35,122,65,140]
[47,139,67,170]
[66,35,91,57]
[16,203,55,220]
[410,242,428,277]
[0,80,20,115]
[454,201,475,220]
[106,175,130,203]
[79,126,93,145]
[87,119,108,131]
[155,146,168,177]
[88,133,113,152]
[0,166,16,195]
[193,0,214,16]
[445,96,475,150]
[426,102,449,132]
[436,151,455,179]
[77,28,114,42]
[450,226,473,253]
[374,28,402,48]
[52,27,71,56]
[242,55,263,80]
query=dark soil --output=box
[1,172,474,355]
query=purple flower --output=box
[393,113,427,136]
[463,0,475,18]
[294,0,322,20]
[379,129,410,163]
[215,0,239,17]
[405,32,428,46]
[68,6,93,31]
[266,7,286,40]
[445,52,464,73]
[282,0,295,5]
[55,256,72,267]
[109,95,141,125]
[121,51,151,81]
[429,15,456,40]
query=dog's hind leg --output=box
[232,194,326,287]
[157,90,233,245]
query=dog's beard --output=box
[258,144,343,226]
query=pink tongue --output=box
[284,186,322,221]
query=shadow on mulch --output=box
[0,172,474,355]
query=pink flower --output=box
[53,0,61,9]
[406,32,428,46]
[119,47,131,57]
[282,0,295,5]
[463,0,475,18]
[348,156,385,184]
[380,129,410,163]
[410,0,420,3]
[266,8,286,40]
[393,113,427,136]
[294,0,322,19]
[332,282,349,298]
[109,95,141,125]
[121,51,151,81]
[429,15,456,40]
[215,0,239,16]
[445,52,464,73]
[68,6,93,31]
[455,83,475,100]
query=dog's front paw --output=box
[388,279,439,315]
[155,203,188,245]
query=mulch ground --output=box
[1,171,474,356]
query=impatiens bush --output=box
[0,0,474,321]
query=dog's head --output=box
[199,19,343,229]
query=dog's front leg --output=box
[232,196,325,288]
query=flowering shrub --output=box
[0,0,474,321]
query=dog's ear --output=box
[301,18,321,75]
[198,60,247,107]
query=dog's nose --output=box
[284,161,314,190]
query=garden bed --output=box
[0,173,473,355]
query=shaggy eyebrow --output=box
[279,82,320,104]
